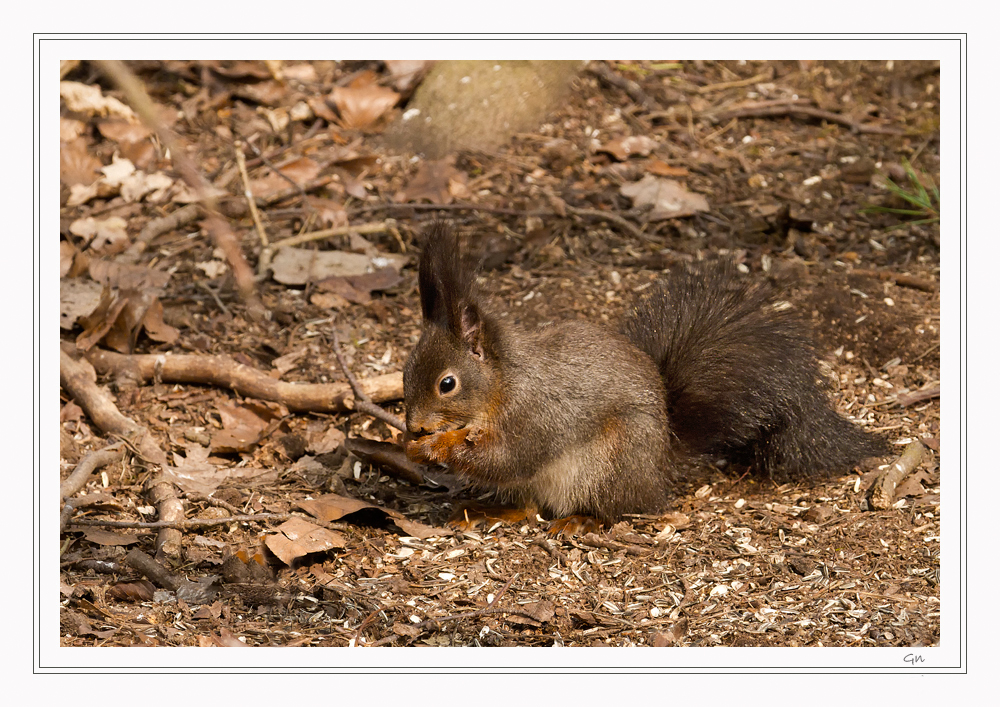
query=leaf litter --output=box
[58,59,940,648]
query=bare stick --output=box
[697,71,772,94]
[331,329,406,431]
[60,443,126,502]
[60,348,182,556]
[81,347,403,413]
[868,440,926,510]
[69,511,346,532]
[713,102,904,135]
[851,268,938,293]
[586,61,660,111]
[235,143,270,249]
[895,384,940,407]
[96,61,265,317]
[122,203,202,264]
[270,220,397,251]
[60,349,167,467]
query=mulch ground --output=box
[58,59,940,648]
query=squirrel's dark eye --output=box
[439,375,457,394]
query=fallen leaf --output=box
[97,119,153,144]
[210,402,270,453]
[296,493,450,539]
[264,517,347,565]
[310,292,350,310]
[396,156,465,204]
[60,277,105,330]
[60,117,87,142]
[60,138,103,186]
[249,156,321,198]
[60,241,77,278]
[140,298,180,344]
[81,528,140,546]
[598,135,658,161]
[88,259,171,291]
[60,81,137,120]
[328,83,400,129]
[620,175,709,220]
[119,170,173,203]
[385,60,434,93]
[270,247,408,286]
[70,216,130,252]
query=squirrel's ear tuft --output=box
[418,222,479,327]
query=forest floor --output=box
[58,59,941,648]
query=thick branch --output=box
[82,347,403,413]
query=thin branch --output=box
[713,102,904,135]
[867,440,926,510]
[331,328,406,431]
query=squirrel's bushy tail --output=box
[622,263,888,479]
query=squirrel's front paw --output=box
[405,427,473,465]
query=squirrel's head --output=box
[403,225,500,438]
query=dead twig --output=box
[851,268,938,293]
[81,347,403,414]
[331,328,406,431]
[96,61,265,319]
[60,348,183,556]
[235,143,270,251]
[868,440,926,510]
[586,61,660,111]
[59,349,166,467]
[895,384,940,407]
[60,443,126,502]
[697,70,772,94]
[69,511,347,532]
[713,102,905,135]
[579,532,648,556]
[122,203,201,264]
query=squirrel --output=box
[403,224,888,530]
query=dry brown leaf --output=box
[60,277,104,330]
[60,81,136,120]
[249,156,321,197]
[60,117,87,142]
[211,402,269,453]
[296,493,450,539]
[88,259,171,291]
[60,138,103,187]
[140,298,179,344]
[270,247,408,286]
[60,241,77,278]
[307,197,349,228]
[97,119,153,144]
[81,528,140,546]
[620,175,710,220]
[396,156,464,204]
[75,286,127,350]
[384,60,434,93]
[233,79,288,106]
[265,517,347,565]
[282,63,318,83]
[328,83,400,129]
[70,216,130,252]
